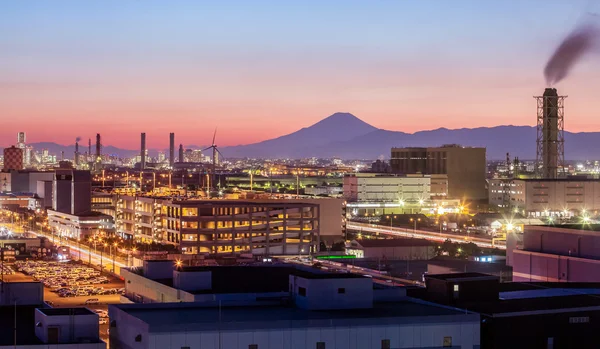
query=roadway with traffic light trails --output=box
[347,222,506,249]
[33,230,128,274]
[0,222,128,274]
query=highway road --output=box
[34,231,128,275]
[0,223,129,275]
[347,222,505,249]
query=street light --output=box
[88,237,93,265]
[112,242,118,273]
[386,215,397,229]
[409,218,421,234]
[101,243,108,271]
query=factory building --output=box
[511,225,600,282]
[343,173,458,216]
[110,265,480,349]
[343,173,448,202]
[390,145,486,201]
[488,178,600,216]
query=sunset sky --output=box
[2,0,600,149]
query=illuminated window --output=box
[453,284,459,292]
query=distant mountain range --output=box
[28,112,600,160]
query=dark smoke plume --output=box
[75,136,82,142]
[544,23,600,85]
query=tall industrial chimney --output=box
[74,141,80,166]
[169,133,175,168]
[141,133,146,170]
[95,134,102,163]
[535,88,565,179]
[178,144,184,163]
[88,138,92,162]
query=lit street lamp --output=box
[386,215,397,229]
[409,217,421,234]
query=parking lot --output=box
[14,260,124,298]
[3,260,124,344]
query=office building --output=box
[489,178,600,216]
[3,146,24,171]
[390,145,486,201]
[163,199,320,255]
[52,169,91,215]
[116,195,164,243]
[47,210,114,240]
[0,170,54,194]
[49,170,114,240]
[110,265,480,349]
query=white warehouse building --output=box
[343,174,435,202]
[489,178,600,216]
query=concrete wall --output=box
[121,268,195,303]
[34,310,99,344]
[173,270,211,292]
[143,260,175,280]
[53,173,71,214]
[290,276,373,310]
[513,249,600,282]
[297,198,343,238]
[36,180,53,208]
[522,226,600,260]
[109,316,480,349]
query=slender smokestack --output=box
[179,144,184,163]
[542,88,559,179]
[96,133,101,162]
[88,138,92,162]
[169,133,175,168]
[74,141,79,166]
[141,132,146,170]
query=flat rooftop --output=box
[112,299,476,333]
[291,268,366,280]
[355,238,434,248]
[426,272,499,282]
[172,200,320,206]
[474,294,600,315]
[140,265,365,294]
[37,307,94,316]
